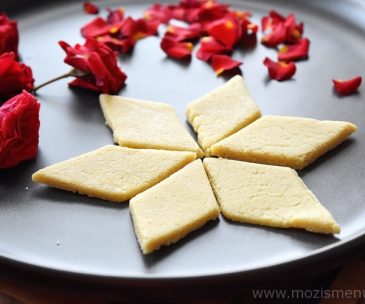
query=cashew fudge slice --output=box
[100,94,204,158]
[130,160,220,254]
[204,158,340,234]
[211,115,357,170]
[185,75,261,155]
[32,145,196,203]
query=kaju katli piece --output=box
[211,115,357,170]
[130,160,220,254]
[100,94,204,158]
[32,145,196,203]
[204,158,340,234]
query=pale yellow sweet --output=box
[32,145,196,203]
[100,94,204,158]
[185,75,261,154]
[203,158,340,234]
[130,160,220,254]
[211,115,357,170]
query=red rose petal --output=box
[207,16,241,49]
[211,54,242,75]
[83,2,99,15]
[284,14,303,43]
[96,36,134,54]
[122,17,159,43]
[196,36,230,62]
[165,23,202,42]
[263,57,296,81]
[278,38,310,61]
[106,7,125,24]
[144,3,172,24]
[81,17,119,39]
[197,1,229,23]
[261,10,304,47]
[261,22,286,47]
[333,76,362,96]
[160,36,193,60]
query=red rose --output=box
[59,39,127,94]
[0,52,34,98]
[0,91,40,169]
[0,13,19,57]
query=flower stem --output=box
[33,69,87,93]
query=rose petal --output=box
[211,54,242,75]
[261,10,304,47]
[122,17,159,43]
[261,22,286,47]
[107,7,125,24]
[284,14,303,43]
[160,36,193,60]
[196,36,230,62]
[96,36,134,54]
[261,10,285,33]
[278,38,310,61]
[263,57,296,81]
[165,23,202,42]
[81,17,121,39]
[207,16,241,49]
[144,3,172,24]
[83,2,99,15]
[333,76,362,96]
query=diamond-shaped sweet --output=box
[130,160,220,254]
[211,115,357,169]
[32,145,196,203]
[204,158,340,234]
[185,75,261,155]
[100,94,204,158]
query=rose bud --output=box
[0,52,34,98]
[0,91,40,169]
[59,39,127,94]
[0,13,19,58]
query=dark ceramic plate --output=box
[1,0,365,283]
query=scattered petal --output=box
[83,2,99,15]
[284,14,303,43]
[263,57,296,81]
[165,23,202,41]
[106,7,125,24]
[261,10,285,33]
[122,17,159,43]
[333,76,362,96]
[196,36,230,62]
[278,38,310,61]
[81,17,120,39]
[261,10,304,47]
[207,16,241,48]
[261,22,286,47]
[96,36,134,54]
[144,3,172,24]
[160,36,193,60]
[211,54,242,75]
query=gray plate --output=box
[0,0,365,282]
